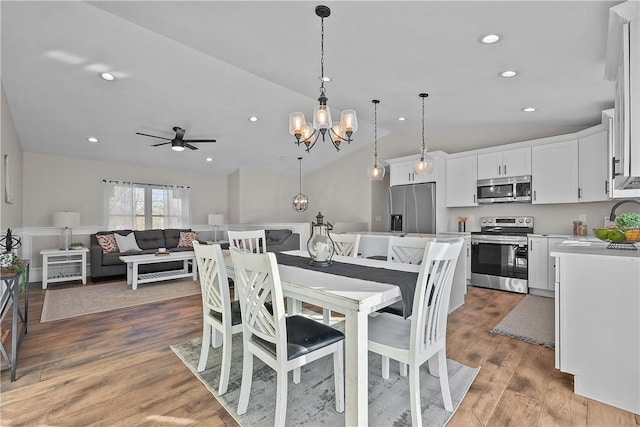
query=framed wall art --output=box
[4,154,15,204]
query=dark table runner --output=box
[275,252,418,318]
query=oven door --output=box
[471,235,528,293]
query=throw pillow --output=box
[114,232,142,253]
[177,231,199,247]
[96,234,119,254]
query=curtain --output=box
[102,180,191,230]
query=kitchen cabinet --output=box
[477,147,531,180]
[552,246,640,414]
[389,161,436,186]
[605,1,640,193]
[531,139,579,204]
[528,235,565,294]
[446,155,478,207]
[578,129,610,202]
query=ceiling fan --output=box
[136,126,216,151]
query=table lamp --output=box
[52,211,80,250]
[208,214,224,243]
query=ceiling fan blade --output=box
[183,139,216,143]
[136,132,172,141]
[184,143,199,150]
[151,142,172,147]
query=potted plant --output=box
[615,212,640,242]
[0,252,27,291]
[69,242,84,250]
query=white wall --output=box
[22,152,228,227]
[236,168,302,223]
[1,83,23,230]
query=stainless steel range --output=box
[470,216,534,294]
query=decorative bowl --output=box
[593,228,640,248]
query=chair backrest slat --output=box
[387,236,434,264]
[230,248,287,360]
[228,230,267,254]
[410,239,463,354]
[330,233,361,257]
[193,242,232,324]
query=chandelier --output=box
[413,93,434,175]
[292,157,309,212]
[367,99,385,181]
[289,5,357,152]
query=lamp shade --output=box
[52,211,80,228]
[207,214,224,226]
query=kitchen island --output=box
[551,242,640,415]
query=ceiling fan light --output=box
[172,144,185,152]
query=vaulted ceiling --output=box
[1,1,618,175]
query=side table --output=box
[1,260,30,381]
[40,247,89,289]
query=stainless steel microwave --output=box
[477,175,532,203]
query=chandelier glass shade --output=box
[413,92,435,176]
[367,99,385,181]
[288,5,357,152]
[292,157,309,212]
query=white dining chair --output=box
[330,233,361,257]
[227,230,267,253]
[230,248,345,426]
[192,241,242,395]
[387,235,434,264]
[368,239,464,426]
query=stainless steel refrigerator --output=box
[389,183,436,234]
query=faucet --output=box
[609,199,640,221]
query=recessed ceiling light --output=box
[397,117,406,121]
[500,70,518,78]
[87,137,98,143]
[479,34,501,44]
[280,156,286,160]
[206,157,213,162]
[319,76,332,82]
[522,107,537,112]
[100,72,115,81]
[248,116,258,122]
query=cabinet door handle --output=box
[533,190,537,201]
[503,165,507,175]
[612,157,620,178]
[578,187,582,199]
[605,180,609,194]
[498,165,501,175]
[473,194,476,203]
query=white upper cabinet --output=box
[446,155,478,207]
[389,160,436,186]
[578,129,610,202]
[531,140,579,204]
[477,147,531,180]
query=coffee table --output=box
[119,251,197,290]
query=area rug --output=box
[41,279,200,322]
[492,294,555,347]
[171,326,480,426]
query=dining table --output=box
[223,249,420,426]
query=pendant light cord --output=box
[421,95,426,155]
[298,157,303,193]
[319,16,326,96]
[374,101,378,163]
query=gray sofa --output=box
[90,228,300,280]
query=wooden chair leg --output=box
[333,342,345,413]
[437,350,453,411]
[381,355,390,379]
[197,323,211,372]
[218,333,232,395]
[275,370,288,426]
[237,351,254,415]
[409,364,422,427]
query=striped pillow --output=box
[177,231,198,248]
[96,234,119,253]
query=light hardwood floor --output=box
[1,281,639,426]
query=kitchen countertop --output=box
[551,241,640,258]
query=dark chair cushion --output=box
[252,315,344,361]
[134,230,165,250]
[210,300,242,326]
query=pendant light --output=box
[367,99,385,181]
[413,93,434,175]
[292,157,309,212]
[288,5,357,152]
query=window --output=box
[102,180,191,230]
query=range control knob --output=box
[518,218,524,223]
[488,218,494,223]
[481,218,487,224]
[525,218,532,223]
